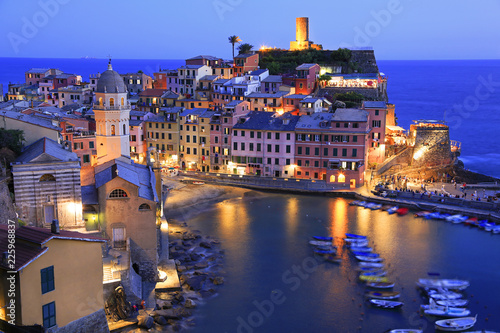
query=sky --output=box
[1,0,499,60]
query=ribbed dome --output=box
[96,63,127,94]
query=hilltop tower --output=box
[93,60,131,165]
[290,17,322,51]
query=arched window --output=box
[109,98,115,106]
[99,97,103,106]
[111,125,116,136]
[329,175,335,183]
[139,203,151,211]
[123,124,126,135]
[338,174,345,183]
[121,97,124,106]
[109,189,128,198]
[39,174,56,182]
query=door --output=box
[350,179,356,189]
[44,205,54,224]
[113,227,126,249]
[274,171,280,177]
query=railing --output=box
[93,102,131,110]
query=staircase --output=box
[103,266,113,282]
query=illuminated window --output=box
[139,203,151,211]
[330,175,335,183]
[109,98,115,106]
[111,125,116,136]
[121,97,124,106]
[109,189,128,198]
[338,174,345,183]
[39,174,56,182]
[99,97,103,105]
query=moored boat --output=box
[397,207,409,216]
[417,279,470,291]
[350,246,373,252]
[358,275,388,282]
[369,299,403,309]
[370,203,383,210]
[349,200,362,206]
[356,266,383,272]
[345,233,367,239]
[387,329,423,333]
[312,236,333,241]
[309,240,333,246]
[356,255,384,262]
[422,306,471,318]
[324,255,341,264]
[428,291,463,301]
[366,281,395,289]
[345,239,369,247]
[435,315,477,331]
[365,291,400,299]
[415,211,431,217]
[436,299,468,307]
[359,270,386,277]
[381,205,392,211]
[387,206,399,214]
[359,262,384,268]
[314,249,336,255]
[352,251,379,258]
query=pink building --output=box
[283,63,320,95]
[231,111,300,177]
[261,75,283,93]
[294,109,369,188]
[129,118,147,163]
[362,101,388,164]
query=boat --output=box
[387,206,399,214]
[397,207,409,216]
[417,279,470,291]
[345,233,367,239]
[422,305,471,318]
[315,245,336,251]
[356,256,384,262]
[492,225,500,234]
[425,212,441,219]
[358,275,389,282]
[365,291,400,300]
[357,201,367,207]
[436,299,469,307]
[445,215,468,223]
[369,299,403,309]
[365,202,377,209]
[464,217,478,225]
[312,236,333,241]
[314,249,336,255]
[387,329,423,333]
[370,203,383,210]
[350,246,373,252]
[436,213,451,220]
[429,291,463,301]
[356,266,384,272]
[324,255,341,264]
[381,205,392,211]
[366,281,395,289]
[352,251,379,258]
[359,270,386,277]
[349,200,362,206]
[435,315,477,331]
[345,239,369,247]
[309,240,333,246]
[415,211,431,217]
[359,262,384,268]
[483,222,496,231]
[192,181,205,185]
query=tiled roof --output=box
[285,94,308,99]
[186,55,220,61]
[129,119,144,126]
[234,53,256,59]
[139,89,168,97]
[249,69,268,76]
[363,101,387,109]
[333,108,369,122]
[261,75,282,83]
[15,137,78,164]
[246,91,289,99]
[214,78,230,84]
[160,106,184,114]
[161,91,179,99]
[225,100,246,107]
[81,185,98,205]
[180,108,208,117]
[199,75,219,81]
[233,111,300,131]
[296,63,318,70]
[178,65,204,69]
[0,109,62,131]
[301,97,322,103]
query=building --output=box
[299,97,332,115]
[186,55,224,67]
[246,91,289,112]
[362,101,387,164]
[25,68,62,85]
[137,89,168,113]
[177,65,211,96]
[120,72,153,95]
[0,109,61,145]
[129,118,147,164]
[51,85,92,108]
[261,75,283,93]
[290,63,320,95]
[178,108,215,170]
[233,53,259,77]
[231,111,300,177]
[153,69,178,91]
[11,137,83,228]
[289,17,322,51]
[0,225,107,331]
[294,109,369,188]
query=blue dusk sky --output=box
[1,0,499,60]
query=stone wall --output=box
[317,87,383,102]
[412,127,452,167]
[51,309,109,333]
[0,179,17,224]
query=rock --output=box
[193,270,206,276]
[176,307,193,318]
[184,299,197,309]
[182,233,196,241]
[175,259,181,266]
[154,315,167,325]
[210,240,220,245]
[218,250,225,254]
[199,241,212,249]
[173,292,185,303]
[154,309,180,320]
[182,241,192,247]
[190,253,201,261]
[212,276,225,285]
[186,318,196,326]
[172,323,181,331]
[177,265,187,273]
[157,300,172,309]
[174,245,183,251]
[194,262,208,269]
[186,275,207,291]
[137,315,154,329]
[199,289,215,298]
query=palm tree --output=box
[237,43,254,55]
[228,35,241,58]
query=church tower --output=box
[94,60,130,165]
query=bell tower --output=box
[94,60,131,165]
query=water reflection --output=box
[285,197,299,237]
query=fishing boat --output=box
[350,246,373,252]
[397,207,409,216]
[358,275,389,282]
[312,236,333,241]
[369,299,403,309]
[309,240,333,246]
[445,215,468,223]
[345,239,369,247]
[387,206,399,214]
[359,262,384,268]
[436,299,468,307]
[359,270,386,277]
[352,251,379,258]
[464,217,478,225]
[356,256,384,262]
[428,291,463,301]
[492,225,500,234]
[356,266,384,272]
[415,211,431,217]
[345,233,367,239]
[417,279,470,291]
[381,205,392,211]
[387,329,423,333]
[365,291,400,300]
[366,281,395,289]
[483,222,496,232]
[421,303,471,317]
[434,315,477,331]
[369,203,383,210]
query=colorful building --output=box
[177,65,211,97]
[233,53,259,77]
[362,101,387,164]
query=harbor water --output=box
[177,193,500,333]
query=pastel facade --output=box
[177,65,212,96]
[233,53,259,77]
[121,72,153,95]
[362,101,387,164]
[137,89,168,113]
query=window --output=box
[275,133,280,140]
[241,130,245,137]
[250,131,255,138]
[314,148,319,156]
[257,143,261,151]
[267,158,271,164]
[249,143,254,151]
[241,142,245,151]
[352,149,357,157]
[267,144,272,152]
[89,141,94,148]
[73,142,78,150]
[336,123,340,128]
[39,174,55,182]
[297,146,302,155]
[353,136,358,143]
[233,142,238,150]
[298,160,302,166]
[275,158,279,165]
[139,203,151,211]
[286,159,290,165]
[338,174,345,183]
[42,302,56,328]
[83,155,90,163]
[286,145,291,154]
[342,149,347,157]
[305,147,310,155]
[375,110,379,116]
[234,130,238,136]
[372,120,381,128]
[109,189,128,198]
[41,266,54,294]
[286,133,291,140]
[111,125,116,136]
[267,132,271,139]
[333,148,338,156]
[257,132,262,139]
[275,145,280,153]
[324,148,328,156]
[353,123,359,128]
[314,161,319,167]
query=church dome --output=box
[96,62,127,94]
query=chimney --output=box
[51,219,60,234]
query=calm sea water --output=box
[180,194,500,333]
[1,58,499,178]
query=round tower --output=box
[93,60,131,165]
[296,17,309,44]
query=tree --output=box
[237,43,254,55]
[228,35,241,58]
[0,129,24,155]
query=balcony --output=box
[93,101,131,110]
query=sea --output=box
[1,57,499,178]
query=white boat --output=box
[417,279,470,291]
[435,315,477,331]
[388,330,423,333]
[355,255,384,262]
[387,206,399,214]
[346,240,369,247]
[369,203,383,210]
[445,214,467,223]
[436,299,468,307]
[309,240,333,246]
[350,246,373,252]
[491,225,500,234]
[369,299,403,308]
[429,291,463,301]
[359,262,384,268]
[421,300,471,317]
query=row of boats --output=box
[350,200,409,216]
[414,211,500,234]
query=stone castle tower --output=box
[93,60,131,165]
[290,17,322,51]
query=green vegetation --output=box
[333,92,365,108]
[228,35,242,58]
[259,48,355,75]
[0,129,24,154]
[237,43,254,55]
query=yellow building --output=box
[145,107,184,166]
[0,224,107,331]
[0,109,61,146]
[179,108,215,171]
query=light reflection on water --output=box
[184,193,500,333]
